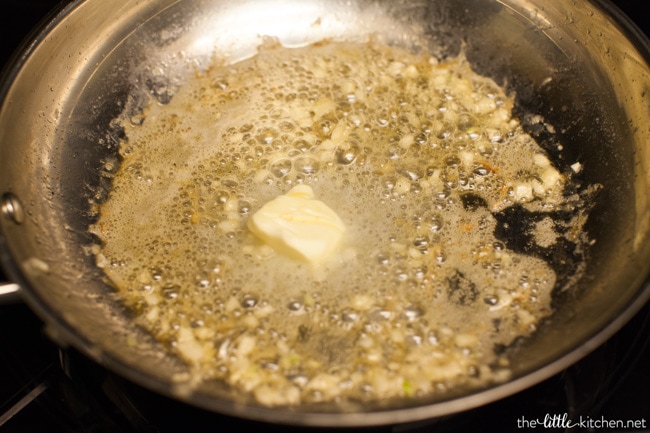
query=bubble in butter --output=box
[247,185,345,264]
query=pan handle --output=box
[0,282,22,304]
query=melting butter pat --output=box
[247,185,345,264]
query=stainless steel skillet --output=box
[1,0,649,426]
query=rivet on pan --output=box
[1,193,25,225]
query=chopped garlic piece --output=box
[176,327,204,362]
[513,182,534,202]
[540,167,563,188]
[571,161,583,173]
[247,185,345,264]
[533,153,551,167]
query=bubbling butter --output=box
[247,185,345,264]
[90,39,595,408]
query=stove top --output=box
[1,1,649,432]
